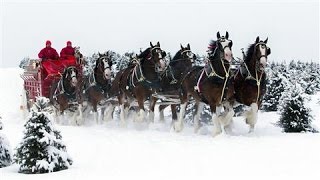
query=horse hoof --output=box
[248,127,255,133]
[173,122,183,132]
[212,129,222,137]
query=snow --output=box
[0,68,320,179]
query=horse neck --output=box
[141,58,158,81]
[210,52,229,76]
[94,68,108,86]
[170,60,191,79]
[246,56,265,79]
[63,78,75,94]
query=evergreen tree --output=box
[0,116,12,168]
[278,84,316,133]
[14,97,72,174]
[262,68,287,111]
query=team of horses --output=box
[49,32,271,136]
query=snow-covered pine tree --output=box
[278,83,316,133]
[0,116,12,168]
[262,66,287,111]
[14,97,72,174]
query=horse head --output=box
[215,31,233,62]
[148,41,167,72]
[96,52,112,80]
[179,43,196,63]
[253,36,271,71]
[63,66,79,88]
[171,43,195,69]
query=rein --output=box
[196,48,231,104]
[238,43,267,103]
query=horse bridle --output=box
[205,39,232,103]
[65,66,77,79]
[147,46,165,73]
[254,42,269,66]
[97,57,111,80]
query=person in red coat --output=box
[38,40,59,60]
[60,41,75,59]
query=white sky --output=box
[0,0,319,67]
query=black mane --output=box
[138,48,151,59]
[208,40,217,52]
[172,49,182,60]
[208,40,220,60]
[244,43,256,63]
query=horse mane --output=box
[138,47,151,64]
[172,49,182,60]
[244,43,256,63]
[138,48,151,59]
[208,40,217,52]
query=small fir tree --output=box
[262,70,286,111]
[0,116,12,168]
[14,97,72,174]
[278,84,316,133]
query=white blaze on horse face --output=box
[221,40,233,61]
[70,69,77,86]
[104,68,112,79]
[159,59,166,71]
[103,59,112,79]
[156,49,162,59]
[259,45,267,68]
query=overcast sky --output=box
[0,0,319,68]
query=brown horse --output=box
[50,66,83,125]
[234,36,271,132]
[109,42,166,126]
[174,32,235,136]
[84,52,113,123]
[154,44,196,123]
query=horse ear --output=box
[187,43,190,49]
[150,42,153,47]
[180,43,184,49]
[255,36,260,43]
[225,31,229,39]
[217,32,221,39]
[98,52,101,56]
[264,37,268,44]
[157,41,160,47]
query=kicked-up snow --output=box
[0,68,319,179]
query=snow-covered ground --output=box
[0,68,320,180]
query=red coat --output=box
[38,47,59,60]
[60,46,75,58]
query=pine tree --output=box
[0,116,12,168]
[278,84,316,133]
[262,68,287,111]
[14,97,72,174]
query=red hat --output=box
[46,40,51,46]
[67,41,72,46]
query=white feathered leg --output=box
[137,109,146,123]
[149,111,154,123]
[194,102,204,133]
[212,106,223,137]
[174,102,187,132]
[221,102,235,134]
[77,104,83,125]
[159,109,165,123]
[245,103,258,133]
[120,104,126,127]
[104,104,114,122]
[93,111,98,124]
